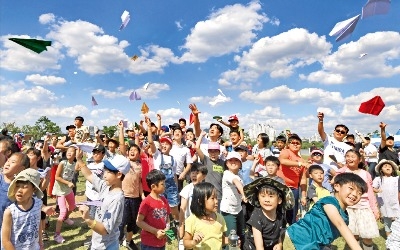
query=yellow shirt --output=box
[185,213,227,250]
[307,183,331,210]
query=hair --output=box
[378,163,398,180]
[26,148,44,169]
[209,123,224,136]
[0,139,20,155]
[74,116,84,122]
[10,152,30,169]
[258,185,283,200]
[264,156,280,166]
[275,135,287,143]
[345,141,355,148]
[108,139,120,147]
[308,164,324,175]
[104,167,126,181]
[334,172,367,194]
[345,149,365,169]
[257,133,270,147]
[66,125,76,130]
[15,180,34,188]
[190,182,216,217]
[364,136,371,141]
[190,163,208,176]
[334,124,349,133]
[179,118,186,124]
[146,169,166,188]
[1,128,8,136]
[288,134,302,144]
[346,134,355,139]
[229,130,240,136]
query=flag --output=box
[141,102,149,114]
[258,153,264,165]
[189,113,195,125]
[91,96,98,106]
[358,96,385,116]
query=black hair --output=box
[1,128,8,136]
[10,152,30,169]
[75,116,84,122]
[364,136,371,140]
[186,128,194,134]
[107,138,120,147]
[190,182,216,217]
[257,133,270,147]
[334,172,367,194]
[15,180,34,188]
[179,118,186,124]
[345,149,365,169]
[128,143,141,153]
[345,142,355,148]
[66,125,76,130]
[146,169,166,188]
[346,134,355,139]
[190,163,208,176]
[308,164,324,175]
[229,130,240,136]
[264,156,280,166]
[209,123,224,137]
[334,124,349,134]
[275,135,286,143]
[26,148,44,169]
[258,185,283,200]
[288,134,302,144]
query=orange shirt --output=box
[277,148,305,188]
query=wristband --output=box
[89,220,97,229]
[298,161,301,167]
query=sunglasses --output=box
[312,153,323,157]
[290,141,301,146]
[335,129,347,135]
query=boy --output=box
[272,135,286,157]
[250,156,284,184]
[309,149,334,192]
[306,165,331,210]
[178,164,208,250]
[286,173,367,250]
[235,144,253,186]
[2,168,44,250]
[217,115,244,147]
[77,153,130,250]
[137,169,171,249]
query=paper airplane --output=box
[129,90,141,101]
[177,101,180,105]
[141,102,149,114]
[217,89,226,97]
[329,14,361,42]
[119,10,130,30]
[131,55,138,61]
[362,0,391,19]
[209,94,229,107]
[359,53,368,59]
[143,82,150,90]
[358,96,385,116]
[91,96,98,106]
[9,38,52,54]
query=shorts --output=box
[347,207,379,239]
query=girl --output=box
[220,151,247,250]
[372,159,400,237]
[336,149,380,250]
[251,133,272,162]
[52,146,77,244]
[183,182,228,250]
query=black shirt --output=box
[379,146,400,165]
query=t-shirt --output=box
[220,170,243,215]
[202,155,225,201]
[140,152,153,193]
[323,136,352,171]
[122,161,142,198]
[170,144,193,175]
[85,162,104,201]
[184,213,227,250]
[364,144,378,163]
[90,175,124,250]
[153,150,177,174]
[179,183,195,219]
[287,196,348,249]
[276,149,305,189]
[243,207,285,250]
[372,176,400,218]
[138,195,171,247]
[75,125,89,143]
[306,183,331,211]
[238,160,253,186]
[379,146,400,165]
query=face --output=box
[152,180,166,194]
[334,183,362,207]
[27,151,40,167]
[66,147,76,160]
[311,153,323,163]
[0,151,6,168]
[204,189,218,214]
[150,125,157,133]
[92,150,104,163]
[386,138,394,147]
[128,146,140,161]
[347,136,355,143]
[230,132,240,144]
[345,151,360,170]
[265,162,279,176]
[310,169,324,183]
[229,120,239,127]
[381,163,394,176]
[208,149,220,161]
[276,140,285,150]
[14,182,35,203]
[236,149,247,160]
[51,136,58,145]
[226,158,241,173]
[68,128,76,137]
[74,119,83,127]
[186,131,195,141]
[3,155,25,177]
[179,121,186,128]
[126,130,135,138]
[108,141,118,153]
[258,189,282,212]
[334,126,347,141]
[208,125,221,138]
[288,139,301,152]
[173,129,183,141]
[257,135,263,145]
[160,141,172,154]
[103,168,121,186]
[0,142,10,158]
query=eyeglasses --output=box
[335,129,347,135]
[312,153,323,157]
[289,141,301,146]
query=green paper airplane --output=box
[9,38,52,54]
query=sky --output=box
[1,0,399,138]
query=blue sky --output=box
[1,0,399,137]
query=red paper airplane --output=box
[358,96,385,116]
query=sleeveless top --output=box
[52,160,75,196]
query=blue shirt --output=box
[0,174,12,242]
[287,196,348,250]
[308,163,333,192]
[239,160,253,186]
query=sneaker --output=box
[54,234,65,244]
[42,232,49,241]
[64,218,74,225]
[126,240,139,250]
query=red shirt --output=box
[140,152,154,192]
[277,148,305,188]
[138,195,171,247]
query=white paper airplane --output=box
[209,94,229,106]
[119,10,130,31]
[359,53,367,59]
[143,82,150,90]
[217,88,226,97]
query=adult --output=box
[277,134,309,225]
[363,137,379,178]
[379,122,399,165]
[0,128,12,141]
[346,134,364,152]
[56,125,76,160]
[317,112,352,171]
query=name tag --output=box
[212,164,224,173]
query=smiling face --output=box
[345,151,361,170]
[334,182,362,208]
[258,187,282,213]
[229,131,240,144]
[288,139,302,153]
[333,125,348,141]
[226,157,241,174]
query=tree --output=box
[102,125,117,138]
[30,116,62,139]
[1,122,21,135]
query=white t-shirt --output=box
[75,125,89,142]
[323,136,352,171]
[85,162,104,201]
[179,183,195,219]
[364,144,378,163]
[220,170,243,215]
[199,136,226,158]
[153,150,177,174]
[170,144,193,175]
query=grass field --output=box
[43,174,388,250]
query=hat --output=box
[161,125,169,132]
[208,142,221,150]
[103,155,130,175]
[228,114,239,122]
[311,149,324,155]
[125,123,135,131]
[244,177,295,210]
[169,123,180,129]
[387,136,394,140]
[159,137,173,145]
[8,168,44,201]
[234,144,248,152]
[92,144,106,153]
[375,159,399,174]
[226,151,242,163]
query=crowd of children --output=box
[0,109,400,250]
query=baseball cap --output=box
[228,114,239,122]
[92,144,106,154]
[103,155,130,175]
[387,136,394,140]
[125,123,135,132]
[234,144,248,152]
[161,125,169,132]
[8,168,44,201]
[311,149,324,155]
[226,151,242,163]
[208,142,221,150]
[169,123,180,129]
[159,137,173,145]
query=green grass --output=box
[43,174,386,250]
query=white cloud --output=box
[39,13,55,24]
[0,86,58,107]
[218,28,332,86]
[25,74,66,85]
[178,1,268,63]
[269,17,280,26]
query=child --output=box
[2,168,44,250]
[217,115,244,147]
[183,182,228,250]
[178,164,208,250]
[306,165,331,210]
[372,159,400,236]
[309,149,334,192]
[387,217,400,249]
[287,172,367,250]
[243,177,295,250]
[250,156,284,183]
[220,151,247,249]
[223,131,241,152]
[271,135,286,157]
[52,146,77,243]
[336,150,380,249]
[251,133,272,162]
[235,144,253,186]
[77,153,130,250]
[137,169,171,250]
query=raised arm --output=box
[217,119,230,127]
[156,114,162,135]
[379,122,387,149]
[146,117,157,155]
[118,120,127,157]
[249,157,259,180]
[76,149,94,183]
[189,103,201,138]
[317,112,327,142]
[195,131,206,162]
